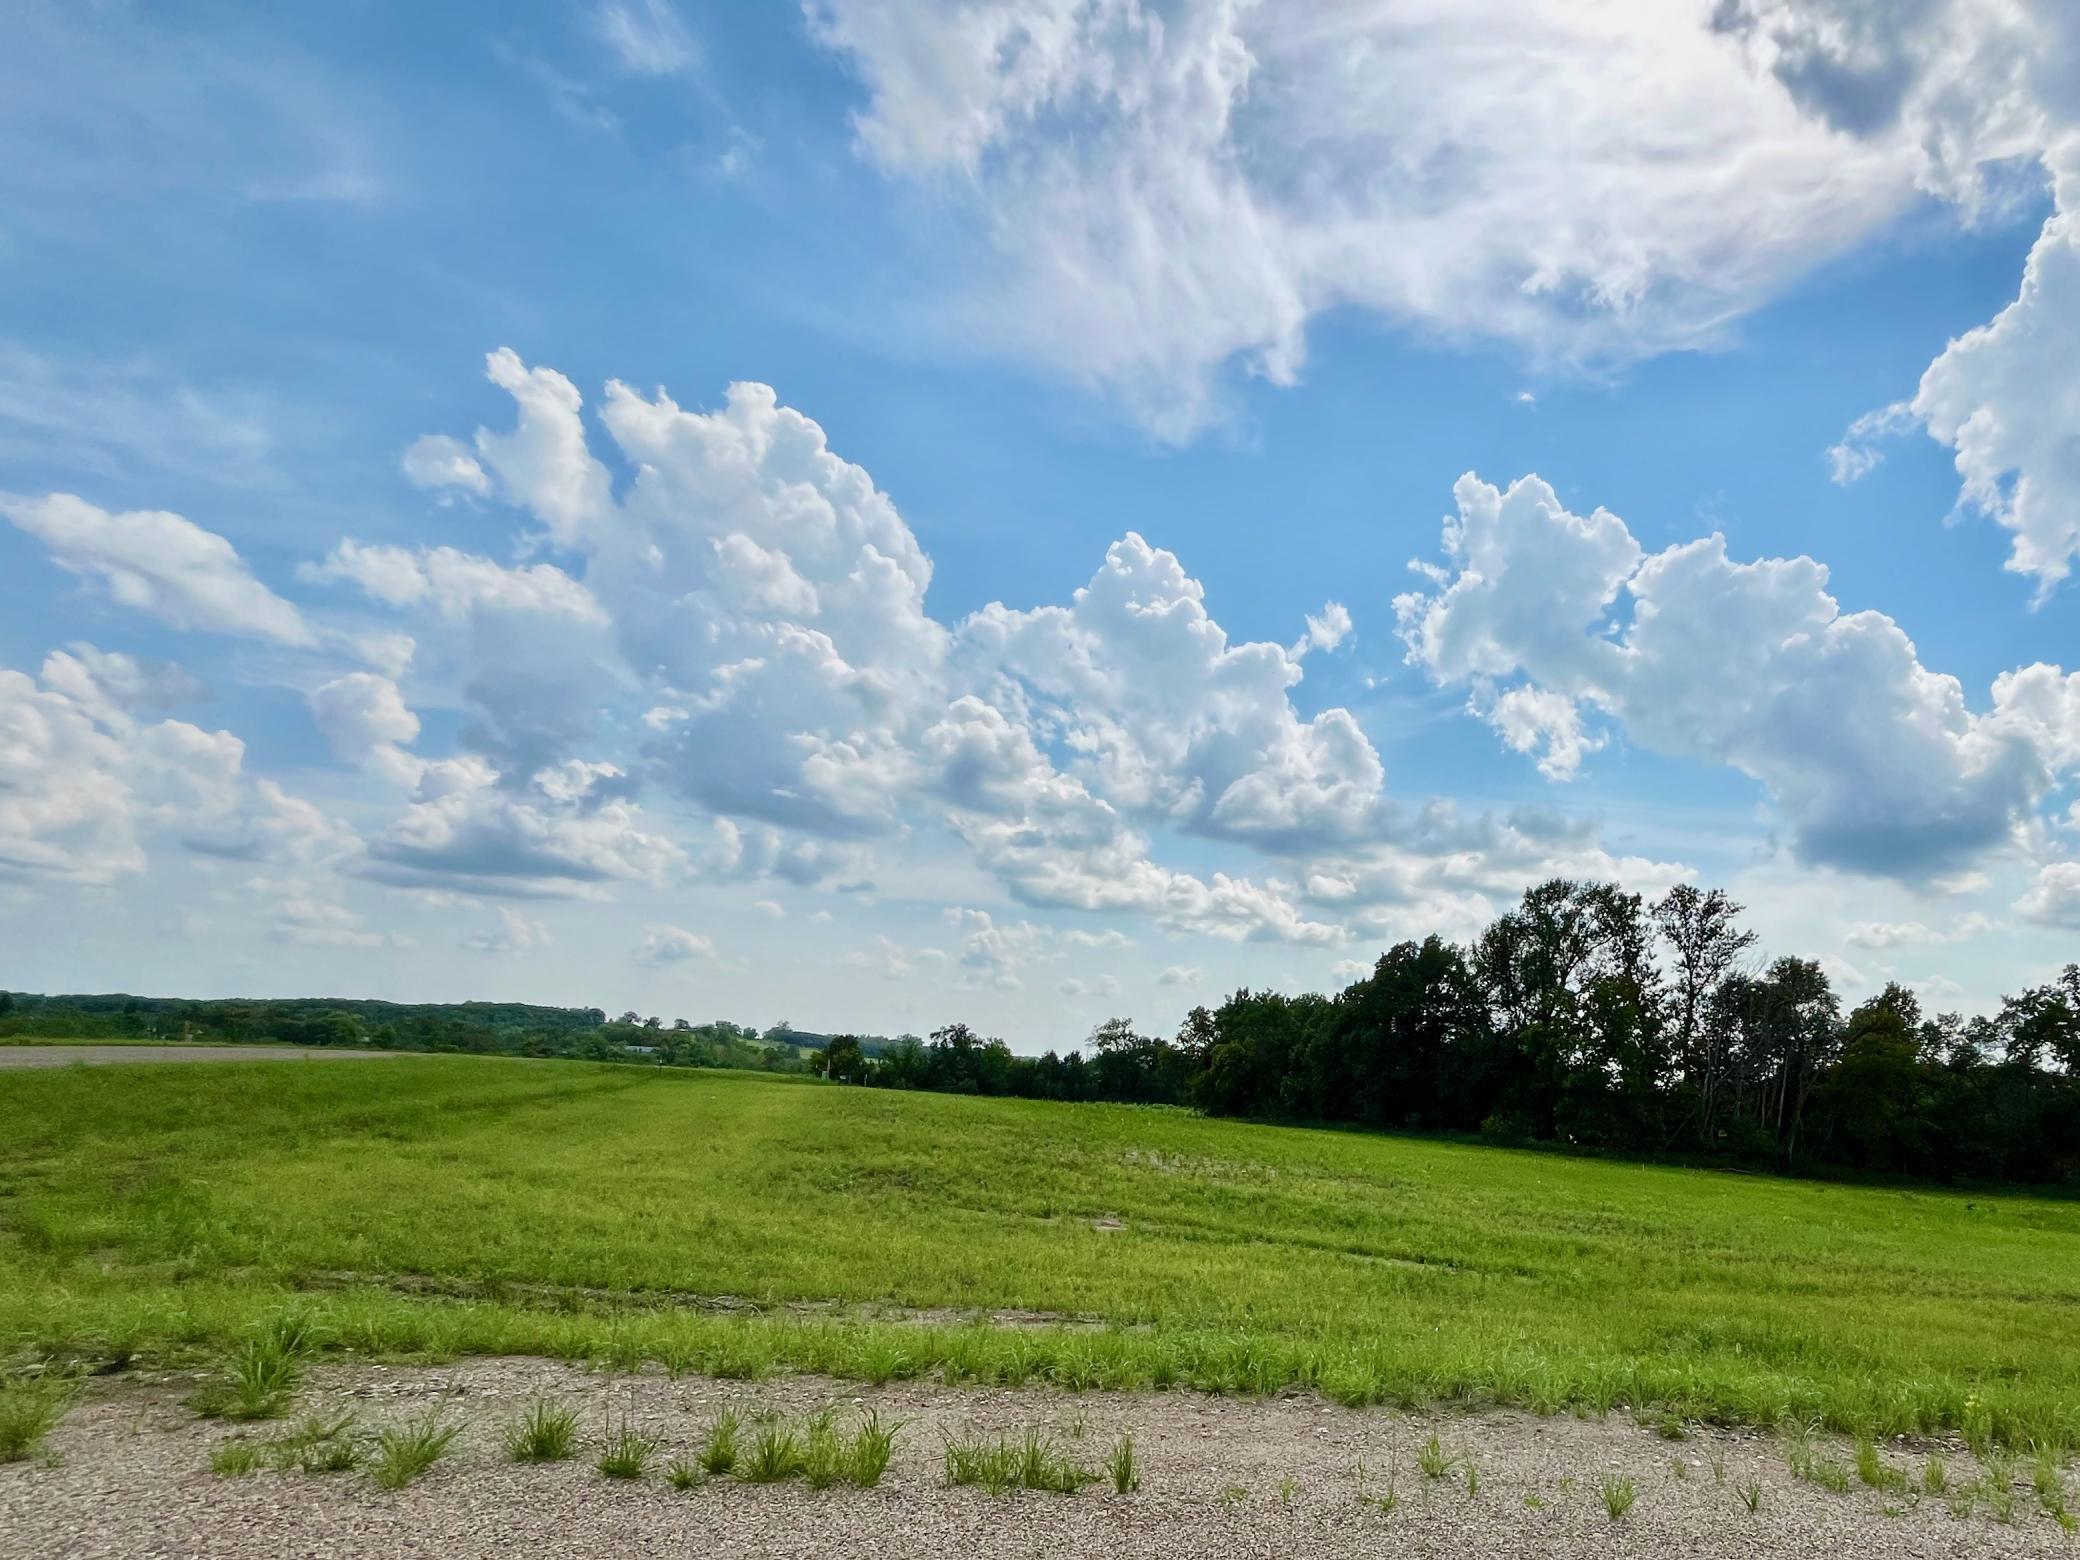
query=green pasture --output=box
[3,1058,2076,1447]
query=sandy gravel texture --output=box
[0,1045,405,1069]
[6,1358,2073,1559]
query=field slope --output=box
[3,1058,2076,1447]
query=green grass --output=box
[504,1398,578,1463]
[597,1422,655,1480]
[0,1378,72,1461]
[1109,1431,1141,1493]
[371,1410,459,1490]
[944,1428,1093,1495]
[1600,1471,1638,1520]
[5,1059,2080,1448]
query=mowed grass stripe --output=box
[2,1057,2077,1445]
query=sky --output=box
[2,0,2078,1046]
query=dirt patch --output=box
[0,1045,407,1069]
[3,1357,2070,1559]
[292,1270,1123,1332]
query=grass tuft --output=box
[0,1379,73,1462]
[698,1406,741,1476]
[944,1427,1093,1496]
[371,1410,459,1490]
[597,1423,655,1481]
[504,1398,578,1463]
[847,1409,900,1488]
[1109,1432,1141,1494]
[194,1322,308,1422]
[667,1457,702,1490]
[741,1417,805,1484]
[802,1411,845,1490]
[1739,1479,1762,1513]
[1599,1471,1638,1521]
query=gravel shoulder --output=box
[0,1044,406,1068]
[5,1356,2071,1559]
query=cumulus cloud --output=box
[807,0,1912,436]
[308,672,422,783]
[1720,2,2080,592]
[467,906,553,953]
[635,922,717,965]
[2016,862,2080,928]
[358,756,683,898]
[1397,472,2080,880]
[400,433,489,498]
[0,657,339,884]
[2,492,312,644]
[38,643,202,721]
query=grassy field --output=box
[3,1057,2078,1449]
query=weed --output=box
[854,1337,914,1386]
[667,1458,703,1490]
[1671,1457,1688,1480]
[1710,1449,1727,1483]
[210,1439,265,1476]
[1524,1493,1546,1511]
[1109,1432,1141,1494]
[1740,1480,1762,1513]
[371,1411,459,1491]
[847,1409,900,1488]
[742,1417,806,1484]
[281,1411,361,1473]
[698,1407,741,1476]
[504,1398,578,1464]
[944,1427,1092,1496]
[1464,1459,1479,1496]
[1922,1455,1946,1495]
[598,1425,655,1480]
[2032,1447,2072,1526]
[1854,1435,1906,1492]
[1417,1433,1454,1480]
[0,1380,72,1462]
[1278,1476,1300,1504]
[1656,1411,1688,1441]
[802,1412,845,1490]
[1976,1455,2018,1523]
[194,1325,305,1422]
[1600,1471,1638,1521]
[1220,1484,1248,1505]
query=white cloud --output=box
[467,907,553,954]
[0,657,340,885]
[808,0,1912,436]
[400,433,490,498]
[1294,602,1352,657]
[308,672,422,783]
[2016,862,2080,928]
[38,643,202,722]
[594,0,697,76]
[2,492,312,644]
[1910,141,2080,595]
[359,757,683,898]
[635,923,717,965]
[1156,964,1202,987]
[1844,913,1992,949]
[1397,472,2080,880]
[1722,2,2080,593]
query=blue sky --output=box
[4,0,2078,1043]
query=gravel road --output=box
[0,1045,403,1069]
[4,1357,2068,1558]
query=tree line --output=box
[813,880,2080,1186]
